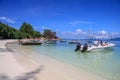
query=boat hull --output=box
[87,43,115,51]
[79,43,115,52]
[44,40,57,44]
[21,42,42,45]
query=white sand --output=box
[0,40,106,80]
[0,40,26,79]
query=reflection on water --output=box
[76,49,114,61]
[75,49,120,80]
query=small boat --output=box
[60,40,67,43]
[68,41,79,44]
[19,39,42,45]
[44,40,57,44]
[81,43,115,52]
[20,42,42,45]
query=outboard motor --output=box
[81,44,88,52]
[75,43,81,51]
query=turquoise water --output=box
[28,40,120,80]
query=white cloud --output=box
[111,32,119,35]
[79,21,94,24]
[6,18,15,23]
[41,25,50,30]
[76,29,82,33]
[61,31,74,35]
[100,30,107,35]
[92,30,108,38]
[61,29,87,36]
[111,32,120,38]
[69,20,94,26]
[0,16,15,23]
[60,29,120,39]
[76,29,87,34]
[34,26,39,29]
[34,26,41,31]
[0,16,6,20]
[69,21,80,25]
[93,30,120,39]
[90,35,108,39]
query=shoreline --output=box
[0,40,27,79]
[1,40,106,80]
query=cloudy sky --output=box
[0,0,120,39]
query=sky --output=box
[0,0,120,39]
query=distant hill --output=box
[112,37,120,41]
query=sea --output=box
[13,39,120,80]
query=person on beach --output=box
[75,43,81,51]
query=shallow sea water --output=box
[21,40,120,80]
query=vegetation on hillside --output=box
[0,22,58,39]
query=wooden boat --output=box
[19,40,42,45]
[21,42,42,45]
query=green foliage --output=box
[42,29,57,39]
[33,31,41,38]
[51,32,57,39]
[0,22,28,39]
[19,22,34,37]
[15,31,31,39]
[0,22,58,39]
[42,29,52,38]
[0,22,16,39]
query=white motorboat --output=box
[80,43,115,52]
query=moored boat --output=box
[44,40,57,44]
[60,40,67,43]
[19,39,42,45]
[68,40,79,44]
[21,42,42,45]
[80,43,115,52]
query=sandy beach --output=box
[0,40,106,80]
[0,40,27,79]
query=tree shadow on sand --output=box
[0,48,9,52]
[15,65,44,80]
[0,74,11,80]
[0,65,44,80]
